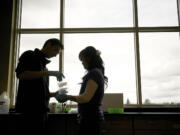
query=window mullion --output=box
[133,0,142,106]
[177,0,180,37]
[59,0,65,73]
[8,0,22,106]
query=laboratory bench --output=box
[0,111,180,135]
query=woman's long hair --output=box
[79,46,108,87]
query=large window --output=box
[10,0,180,107]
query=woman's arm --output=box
[69,79,98,104]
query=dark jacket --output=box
[15,49,50,113]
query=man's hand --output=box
[55,89,69,103]
[47,71,65,81]
[55,93,69,103]
[55,89,68,96]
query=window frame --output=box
[8,0,180,108]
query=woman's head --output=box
[79,46,102,71]
[79,46,108,86]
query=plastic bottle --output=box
[0,91,10,113]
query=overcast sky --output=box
[19,0,180,104]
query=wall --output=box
[0,0,13,94]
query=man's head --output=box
[41,38,63,58]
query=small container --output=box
[107,108,124,114]
[55,103,62,113]
[57,82,67,88]
[0,91,10,114]
[49,102,56,113]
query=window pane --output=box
[64,34,137,104]
[138,0,178,26]
[65,0,133,27]
[19,34,60,102]
[139,33,180,104]
[21,0,60,28]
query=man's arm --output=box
[50,92,55,97]
[17,71,47,80]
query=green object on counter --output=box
[65,108,71,112]
[107,108,124,114]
